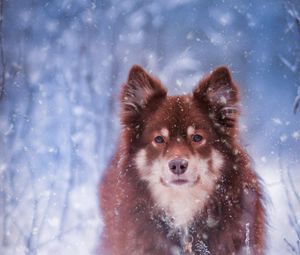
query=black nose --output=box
[168,158,188,175]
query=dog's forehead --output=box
[168,96,193,120]
[147,95,209,135]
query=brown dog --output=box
[99,65,265,255]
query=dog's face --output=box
[120,65,240,227]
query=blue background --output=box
[0,0,300,254]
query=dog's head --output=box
[120,65,240,226]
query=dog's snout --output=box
[168,158,188,175]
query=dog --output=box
[99,65,265,255]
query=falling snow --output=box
[0,1,299,255]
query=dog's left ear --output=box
[193,66,240,128]
[120,65,167,127]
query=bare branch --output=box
[57,72,78,239]
[296,16,300,34]
[278,143,300,254]
[36,175,56,243]
[284,238,298,254]
[0,0,5,98]
[283,2,300,114]
[280,55,299,72]
[287,166,300,204]
[293,90,300,114]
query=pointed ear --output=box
[120,65,167,127]
[193,66,240,129]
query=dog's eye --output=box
[154,135,165,144]
[192,134,203,142]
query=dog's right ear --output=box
[120,65,167,127]
[193,66,240,130]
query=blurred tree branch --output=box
[294,87,300,114]
[282,1,300,114]
[0,0,5,98]
[279,143,300,254]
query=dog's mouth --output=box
[160,176,200,187]
[172,179,189,185]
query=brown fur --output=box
[99,65,265,255]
